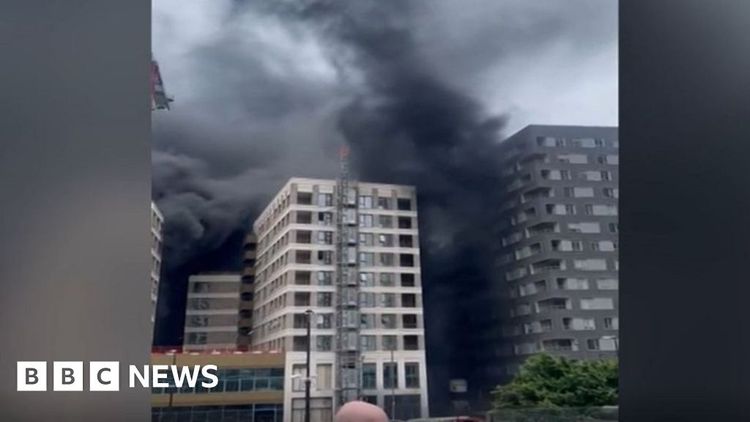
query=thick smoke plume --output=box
[152,1,617,407]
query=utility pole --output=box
[305,309,313,422]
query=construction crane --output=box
[151,54,174,111]
[334,145,362,409]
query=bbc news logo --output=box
[17,361,218,392]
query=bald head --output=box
[335,401,389,422]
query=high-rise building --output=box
[489,125,619,382]
[150,202,164,330]
[183,273,245,351]
[238,234,258,348]
[251,177,429,421]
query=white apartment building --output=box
[251,177,429,421]
[183,273,244,351]
[150,202,164,328]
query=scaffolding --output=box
[334,145,361,408]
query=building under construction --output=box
[249,170,429,420]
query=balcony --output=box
[536,298,571,313]
[531,259,566,274]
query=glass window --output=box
[405,363,420,388]
[362,364,377,389]
[383,363,398,389]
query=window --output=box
[568,222,600,233]
[316,313,332,329]
[379,273,395,286]
[295,271,311,285]
[379,253,395,266]
[381,314,397,329]
[360,314,375,329]
[558,154,588,164]
[380,293,396,307]
[294,292,310,306]
[402,314,418,329]
[293,336,309,352]
[382,335,398,351]
[318,211,333,225]
[400,254,415,267]
[601,171,613,181]
[405,363,420,388]
[596,278,619,290]
[574,187,595,198]
[378,215,393,228]
[360,292,376,307]
[399,234,414,248]
[317,292,332,307]
[292,365,306,391]
[402,294,417,308]
[317,231,333,244]
[359,214,374,228]
[317,271,333,285]
[580,298,615,310]
[608,223,619,233]
[297,192,313,205]
[398,217,413,229]
[362,364,377,389]
[397,198,412,211]
[401,273,416,287]
[593,241,616,252]
[359,233,374,246]
[316,336,332,352]
[404,335,419,350]
[317,193,333,207]
[606,155,619,165]
[359,195,373,209]
[560,170,572,180]
[604,317,620,330]
[557,278,589,290]
[359,272,375,287]
[383,363,398,389]
[316,364,332,390]
[377,197,391,209]
[603,188,618,198]
[293,313,308,329]
[573,259,608,271]
[296,211,312,224]
[295,250,311,264]
[563,317,596,331]
[317,250,333,265]
[360,335,377,351]
[563,187,574,198]
[359,252,374,266]
[378,233,393,246]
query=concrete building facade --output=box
[183,273,247,351]
[151,202,164,330]
[489,125,619,381]
[251,177,429,421]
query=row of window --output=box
[291,334,422,352]
[505,258,618,281]
[292,312,420,329]
[290,291,420,308]
[510,297,616,317]
[295,191,413,211]
[151,368,284,395]
[293,270,418,287]
[536,136,618,149]
[512,277,618,297]
[504,240,618,263]
[514,336,619,355]
[504,317,619,337]
[502,222,618,247]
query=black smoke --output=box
[273,0,509,411]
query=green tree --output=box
[491,354,618,410]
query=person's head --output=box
[334,401,389,422]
